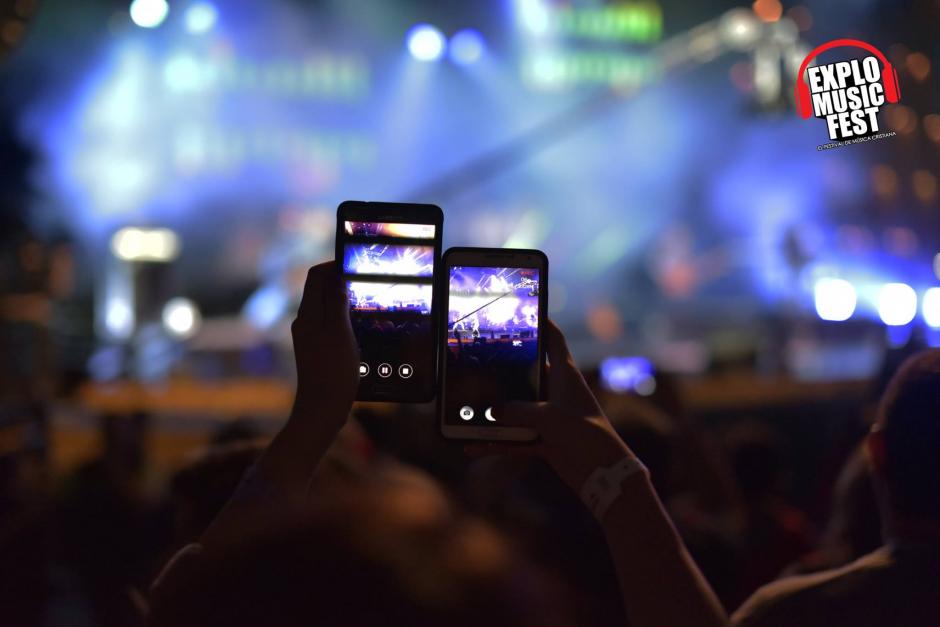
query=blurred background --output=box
[0,0,938,625]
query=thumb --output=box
[464,440,543,459]
[322,263,353,332]
[495,401,552,428]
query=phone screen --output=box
[340,219,438,400]
[442,265,542,426]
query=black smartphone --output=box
[335,201,443,402]
[439,247,546,441]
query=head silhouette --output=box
[869,350,940,520]
[149,466,574,627]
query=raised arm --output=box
[199,261,359,548]
[473,320,727,627]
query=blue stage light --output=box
[449,29,485,65]
[600,356,655,394]
[878,283,917,326]
[406,24,445,62]
[923,287,940,328]
[814,278,856,322]
[129,0,169,29]
[185,2,218,34]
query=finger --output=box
[464,441,543,459]
[545,319,574,365]
[494,400,551,428]
[320,262,352,330]
[296,262,333,324]
[544,319,602,412]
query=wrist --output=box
[562,436,634,494]
[290,393,352,431]
[579,455,649,522]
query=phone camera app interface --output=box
[444,266,540,424]
[343,221,435,394]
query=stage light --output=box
[923,288,940,328]
[523,50,653,90]
[164,54,202,91]
[600,356,655,394]
[129,0,168,29]
[449,29,485,65]
[162,298,201,339]
[111,227,180,262]
[406,24,445,62]
[752,0,783,23]
[184,2,217,34]
[720,8,761,49]
[517,0,550,34]
[104,298,135,340]
[878,283,917,326]
[556,4,663,42]
[813,278,856,322]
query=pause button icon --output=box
[377,363,392,378]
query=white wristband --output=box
[579,456,648,522]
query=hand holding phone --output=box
[291,261,360,419]
[335,201,443,402]
[439,248,547,442]
[466,319,634,494]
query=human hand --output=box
[290,261,359,428]
[467,319,636,495]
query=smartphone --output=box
[439,247,546,441]
[335,201,443,402]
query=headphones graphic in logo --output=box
[794,38,900,146]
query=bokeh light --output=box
[449,29,485,66]
[162,298,201,339]
[923,288,940,328]
[406,23,446,62]
[878,283,917,326]
[912,170,938,204]
[752,0,782,23]
[129,0,169,29]
[184,2,218,34]
[814,278,856,322]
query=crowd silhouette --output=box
[2,260,939,626]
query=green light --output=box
[189,55,368,100]
[523,51,657,90]
[553,2,662,43]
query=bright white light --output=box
[162,298,201,339]
[814,278,856,322]
[518,0,550,34]
[878,283,918,326]
[407,24,446,62]
[449,29,485,65]
[129,0,169,29]
[184,2,218,34]
[105,299,135,340]
[111,227,180,262]
[720,8,761,49]
[164,54,202,91]
[923,288,940,328]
